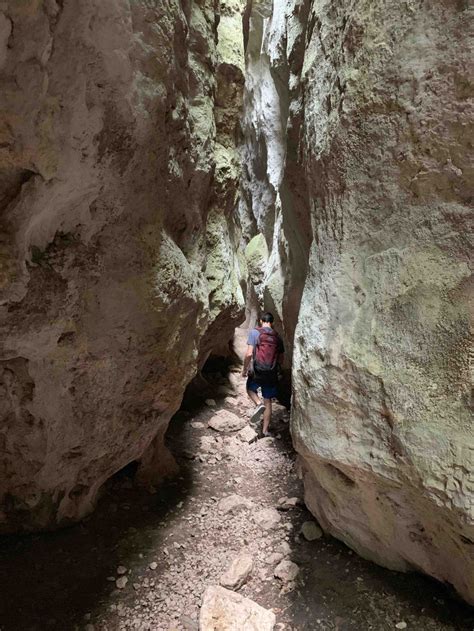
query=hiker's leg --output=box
[246,378,261,406]
[262,398,272,434]
[247,388,260,406]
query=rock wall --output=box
[2,0,473,605]
[0,0,245,532]
[243,0,473,604]
[240,0,311,357]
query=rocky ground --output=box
[0,350,473,630]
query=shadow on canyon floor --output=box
[0,453,195,630]
[0,360,473,630]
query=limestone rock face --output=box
[240,0,312,355]
[200,585,275,630]
[0,0,244,532]
[243,0,473,604]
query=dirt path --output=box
[0,337,473,630]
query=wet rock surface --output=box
[0,350,472,630]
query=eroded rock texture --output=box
[243,0,473,604]
[240,0,311,359]
[0,0,245,532]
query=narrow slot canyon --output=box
[0,1,472,630]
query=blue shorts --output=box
[246,378,278,400]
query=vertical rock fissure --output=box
[240,0,312,360]
[240,0,473,606]
[0,0,472,610]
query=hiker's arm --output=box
[241,345,254,377]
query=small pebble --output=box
[301,521,323,541]
[116,576,128,589]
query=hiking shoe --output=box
[250,403,265,426]
[262,430,274,438]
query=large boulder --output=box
[0,0,244,532]
[242,0,473,604]
[200,585,275,631]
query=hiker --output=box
[241,312,284,437]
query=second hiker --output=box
[241,312,284,437]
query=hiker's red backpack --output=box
[252,327,282,385]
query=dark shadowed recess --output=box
[0,463,194,630]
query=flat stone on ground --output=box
[208,410,247,432]
[277,497,301,510]
[219,554,253,590]
[274,559,299,583]
[301,521,323,541]
[218,494,252,515]
[254,507,281,530]
[238,425,258,443]
[200,585,275,630]
[257,437,275,448]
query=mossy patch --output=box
[244,233,268,285]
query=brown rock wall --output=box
[0,0,244,532]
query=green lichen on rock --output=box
[217,0,246,72]
[241,0,474,606]
[245,233,268,286]
[0,0,245,534]
[205,208,244,321]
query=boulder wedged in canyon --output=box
[243,0,474,604]
[0,0,244,532]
